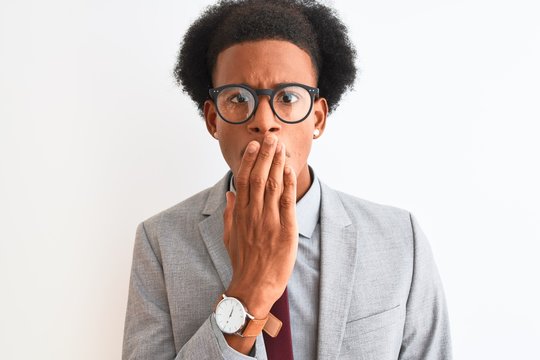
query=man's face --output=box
[204,40,328,195]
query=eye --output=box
[229,92,250,104]
[276,91,300,104]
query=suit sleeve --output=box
[399,214,453,360]
[122,222,258,359]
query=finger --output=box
[249,134,278,209]
[263,142,286,214]
[223,191,236,251]
[235,141,260,209]
[280,166,298,232]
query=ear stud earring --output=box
[213,132,219,139]
[313,129,320,138]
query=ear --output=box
[312,97,328,137]
[204,99,218,138]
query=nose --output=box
[247,96,281,134]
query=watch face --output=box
[215,297,247,334]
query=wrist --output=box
[225,285,274,319]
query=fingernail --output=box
[265,135,276,145]
[247,142,258,153]
[285,166,291,174]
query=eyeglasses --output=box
[208,83,319,124]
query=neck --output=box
[295,164,312,203]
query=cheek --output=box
[217,136,248,174]
[285,133,313,165]
[217,140,239,170]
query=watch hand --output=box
[228,308,234,318]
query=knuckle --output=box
[250,174,265,187]
[271,155,283,167]
[248,210,261,224]
[236,209,247,222]
[265,178,280,192]
[236,176,249,188]
[280,195,295,207]
[262,215,279,229]
[284,177,295,187]
[258,149,271,160]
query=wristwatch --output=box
[214,293,282,337]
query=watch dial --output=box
[215,298,246,333]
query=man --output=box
[122,1,452,359]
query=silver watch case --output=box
[214,294,255,336]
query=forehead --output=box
[212,39,317,88]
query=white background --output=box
[1,0,539,358]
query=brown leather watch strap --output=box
[241,312,282,337]
[240,316,268,337]
[262,312,282,338]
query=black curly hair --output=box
[174,0,357,117]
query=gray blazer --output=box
[122,171,452,359]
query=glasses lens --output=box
[216,86,255,123]
[273,85,312,122]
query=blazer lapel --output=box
[198,171,233,289]
[317,182,358,359]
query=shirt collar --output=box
[228,166,321,239]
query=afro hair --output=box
[174,0,357,117]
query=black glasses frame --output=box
[208,82,319,124]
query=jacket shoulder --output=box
[331,187,413,234]
[138,185,214,239]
